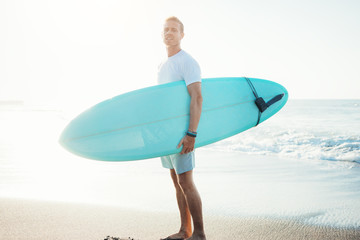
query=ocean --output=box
[0,99,359,228]
[207,99,360,164]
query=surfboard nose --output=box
[58,123,76,154]
[58,121,98,160]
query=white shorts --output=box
[161,151,195,175]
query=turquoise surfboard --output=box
[59,77,288,161]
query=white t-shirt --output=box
[157,50,201,86]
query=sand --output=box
[0,198,359,240]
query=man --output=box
[158,17,206,240]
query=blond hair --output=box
[165,16,184,33]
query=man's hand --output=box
[177,135,195,154]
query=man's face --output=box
[162,20,184,47]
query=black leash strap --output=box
[245,77,284,126]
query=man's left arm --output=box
[177,82,203,154]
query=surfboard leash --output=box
[244,77,284,126]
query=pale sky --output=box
[1,0,360,109]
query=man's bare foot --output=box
[160,230,191,240]
[185,233,206,240]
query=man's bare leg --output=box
[161,169,192,240]
[178,170,206,240]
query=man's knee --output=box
[177,171,194,190]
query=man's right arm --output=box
[177,82,203,154]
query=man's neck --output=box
[166,46,182,57]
